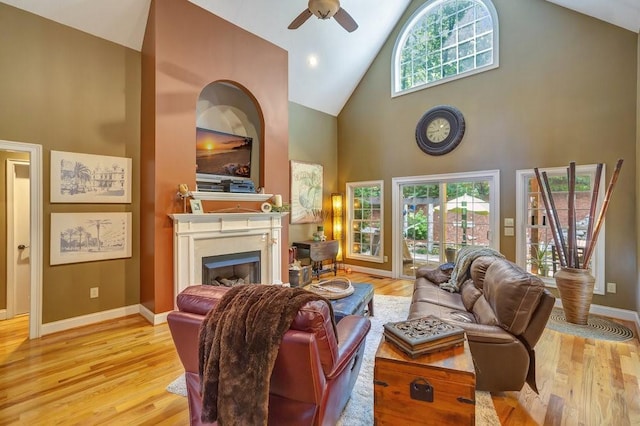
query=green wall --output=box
[288,102,339,246]
[0,4,141,322]
[338,0,638,310]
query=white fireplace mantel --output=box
[170,212,284,298]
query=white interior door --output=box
[7,160,31,317]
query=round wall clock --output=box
[415,105,466,156]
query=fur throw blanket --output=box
[198,285,334,425]
[439,246,504,293]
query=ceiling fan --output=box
[288,0,359,33]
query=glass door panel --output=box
[399,179,493,279]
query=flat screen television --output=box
[195,127,253,183]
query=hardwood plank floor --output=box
[0,272,638,425]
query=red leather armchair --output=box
[168,285,371,426]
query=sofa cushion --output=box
[469,256,501,289]
[460,279,482,311]
[413,278,466,311]
[471,296,499,326]
[483,259,545,335]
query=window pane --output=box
[427,52,442,68]
[476,33,493,51]
[443,62,458,77]
[347,181,384,262]
[395,0,497,94]
[442,46,457,62]
[458,23,474,42]
[476,16,493,34]
[459,56,475,73]
[428,67,443,81]
[459,40,474,57]
[476,51,492,67]
[522,170,597,280]
[401,177,495,278]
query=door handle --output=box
[18,244,29,250]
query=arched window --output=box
[392,0,499,96]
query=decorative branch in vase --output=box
[534,159,623,325]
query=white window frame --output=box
[392,169,500,278]
[515,165,605,295]
[391,0,500,97]
[346,180,384,263]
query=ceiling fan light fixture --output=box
[309,0,340,20]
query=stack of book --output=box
[383,315,465,358]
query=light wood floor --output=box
[1,271,638,425]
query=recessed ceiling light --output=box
[307,55,319,68]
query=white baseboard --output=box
[39,304,173,336]
[139,304,170,325]
[41,305,141,336]
[344,264,393,278]
[0,309,6,320]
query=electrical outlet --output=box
[90,287,99,298]
[384,255,388,262]
[607,282,616,293]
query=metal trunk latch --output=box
[410,377,433,402]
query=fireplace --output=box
[170,212,284,298]
[202,251,261,286]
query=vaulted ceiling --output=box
[2,0,639,116]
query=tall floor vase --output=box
[554,267,595,325]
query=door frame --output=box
[391,170,500,279]
[6,159,30,318]
[1,140,42,338]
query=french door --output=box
[392,170,500,279]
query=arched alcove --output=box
[196,81,263,188]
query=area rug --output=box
[546,307,635,342]
[167,295,500,425]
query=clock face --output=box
[426,117,451,143]
[415,106,465,156]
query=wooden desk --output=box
[292,240,339,280]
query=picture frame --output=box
[290,160,323,224]
[50,212,132,265]
[190,199,204,214]
[50,151,132,203]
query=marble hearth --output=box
[170,212,283,299]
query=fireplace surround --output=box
[170,212,284,299]
[202,250,261,286]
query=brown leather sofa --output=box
[410,256,555,392]
[167,285,371,426]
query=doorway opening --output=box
[6,159,30,318]
[1,140,43,339]
[392,170,500,279]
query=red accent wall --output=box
[141,0,289,313]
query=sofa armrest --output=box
[451,322,519,344]
[326,315,371,379]
[167,311,204,373]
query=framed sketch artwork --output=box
[50,151,132,203]
[290,160,323,224]
[50,212,132,265]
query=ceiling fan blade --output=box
[288,9,313,29]
[333,7,358,32]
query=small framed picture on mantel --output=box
[189,199,203,214]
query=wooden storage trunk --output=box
[288,265,312,287]
[374,336,476,425]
